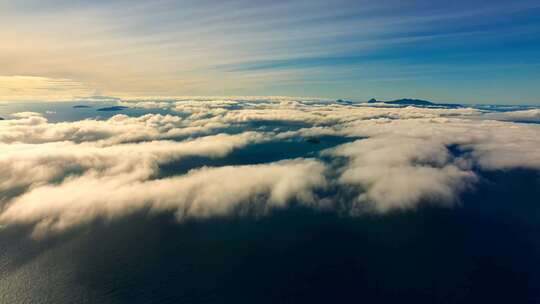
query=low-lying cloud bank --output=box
[0,132,267,195]
[328,136,476,212]
[1,97,539,237]
[0,112,228,145]
[1,159,326,237]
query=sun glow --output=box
[0,76,93,102]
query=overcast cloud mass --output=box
[0,98,539,237]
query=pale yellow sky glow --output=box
[0,2,269,101]
[0,76,93,102]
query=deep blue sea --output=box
[1,102,540,303]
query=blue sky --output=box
[1,0,540,104]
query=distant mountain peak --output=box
[336,99,354,104]
[363,97,463,108]
[97,106,129,112]
[386,98,435,106]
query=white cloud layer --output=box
[328,136,476,212]
[0,132,267,195]
[1,98,539,236]
[1,159,326,238]
[0,112,229,145]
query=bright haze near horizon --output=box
[2,1,540,304]
[1,0,540,104]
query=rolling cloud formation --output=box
[1,98,539,237]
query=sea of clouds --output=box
[1,97,539,237]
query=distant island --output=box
[366,98,462,108]
[335,98,462,108]
[336,99,354,105]
[97,106,129,112]
[368,98,435,105]
[73,105,92,109]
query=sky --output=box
[1,0,540,104]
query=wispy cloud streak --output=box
[1,0,540,102]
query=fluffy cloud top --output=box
[0,113,228,145]
[328,136,476,212]
[0,132,267,195]
[1,159,326,237]
[1,98,539,237]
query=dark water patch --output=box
[159,136,357,177]
[446,144,475,159]
[509,120,540,124]
[0,224,77,275]
[245,120,313,131]
[97,106,129,112]
[73,105,92,108]
[463,169,540,226]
